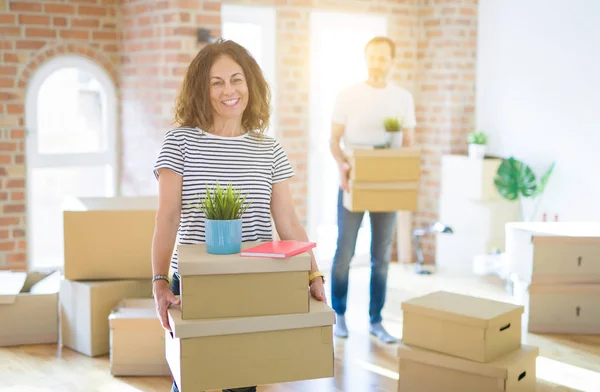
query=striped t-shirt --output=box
[153,127,294,272]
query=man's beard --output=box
[369,68,385,79]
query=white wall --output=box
[476,0,600,221]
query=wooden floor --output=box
[2,263,599,392]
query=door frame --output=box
[24,55,118,269]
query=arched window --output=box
[25,55,118,269]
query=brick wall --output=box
[0,0,120,270]
[414,0,478,260]
[0,0,476,270]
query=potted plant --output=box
[467,131,488,159]
[494,157,555,221]
[383,117,404,148]
[189,182,251,255]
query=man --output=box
[329,36,416,344]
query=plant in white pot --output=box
[190,182,251,255]
[467,131,488,159]
[383,117,404,148]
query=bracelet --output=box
[309,271,325,285]
[152,274,169,284]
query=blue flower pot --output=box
[205,219,242,255]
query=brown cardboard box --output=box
[505,222,600,284]
[397,341,538,392]
[343,181,418,212]
[345,147,421,182]
[59,278,152,357]
[440,155,503,201]
[0,270,60,346]
[402,291,523,363]
[177,243,311,320]
[165,297,335,391]
[109,298,170,376]
[522,283,600,334]
[62,196,157,281]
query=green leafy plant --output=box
[467,131,488,145]
[494,157,556,221]
[383,117,403,133]
[189,182,251,220]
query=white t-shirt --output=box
[332,82,417,147]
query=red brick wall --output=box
[0,0,120,270]
[414,0,478,260]
[0,0,477,270]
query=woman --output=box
[151,39,327,392]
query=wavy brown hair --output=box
[174,38,271,134]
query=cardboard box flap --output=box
[507,222,600,244]
[346,147,421,158]
[348,181,419,190]
[63,195,158,211]
[29,270,61,295]
[0,271,27,304]
[401,291,523,328]
[109,298,159,328]
[177,243,312,276]
[168,297,335,339]
[398,342,539,379]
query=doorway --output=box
[25,55,118,270]
[308,11,388,267]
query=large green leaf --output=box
[494,157,537,201]
[532,161,556,198]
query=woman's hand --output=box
[310,277,327,302]
[153,280,181,332]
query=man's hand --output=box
[339,161,351,192]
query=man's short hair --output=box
[364,36,396,59]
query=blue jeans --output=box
[170,274,257,392]
[331,188,396,325]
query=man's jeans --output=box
[331,188,396,325]
[170,274,257,392]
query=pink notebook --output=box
[240,240,316,258]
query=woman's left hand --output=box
[310,277,327,302]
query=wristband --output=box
[309,271,325,285]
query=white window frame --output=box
[221,4,277,138]
[25,55,118,268]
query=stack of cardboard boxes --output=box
[342,147,421,213]
[165,242,335,391]
[58,196,169,376]
[398,291,539,392]
[505,222,600,334]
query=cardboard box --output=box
[519,283,600,334]
[0,270,60,346]
[440,155,503,201]
[343,181,418,212]
[397,341,538,392]
[402,291,523,363]
[109,298,171,376]
[177,243,311,320]
[505,222,600,284]
[345,147,421,182]
[165,297,335,391]
[59,278,152,357]
[62,196,157,281]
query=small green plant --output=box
[189,182,251,220]
[383,117,403,133]
[467,131,488,145]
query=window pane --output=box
[29,165,114,269]
[37,68,107,154]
